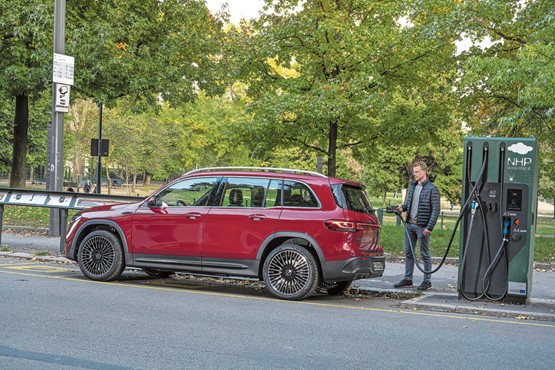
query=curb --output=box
[354,286,555,322]
[0,251,73,264]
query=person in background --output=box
[84,179,91,193]
[394,161,441,291]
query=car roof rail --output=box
[184,166,328,178]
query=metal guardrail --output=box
[0,188,144,253]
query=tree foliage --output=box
[229,0,461,177]
[67,0,228,108]
[455,0,555,198]
[0,0,53,187]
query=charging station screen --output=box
[506,189,522,211]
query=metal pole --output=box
[59,209,68,253]
[96,104,103,194]
[0,204,4,246]
[48,0,66,237]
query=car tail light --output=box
[324,220,361,232]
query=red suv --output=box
[65,167,385,300]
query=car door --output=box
[201,177,282,274]
[130,176,219,270]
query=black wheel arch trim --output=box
[70,220,130,259]
[256,232,326,263]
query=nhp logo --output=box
[507,142,534,167]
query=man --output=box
[394,161,441,291]
[84,179,91,193]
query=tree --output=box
[230,0,461,177]
[0,1,53,187]
[455,0,555,199]
[1,0,228,189]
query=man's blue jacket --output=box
[401,179,441,231]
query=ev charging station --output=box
[458,137,538,304]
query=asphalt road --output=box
[1,258,554,370]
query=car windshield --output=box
[331,184,374,214]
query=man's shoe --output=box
[394,279,413,288]
[417,281,432,291]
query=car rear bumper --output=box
[321,256,386,281]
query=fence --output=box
[0,188,144,253]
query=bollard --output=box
[441,211,444,229]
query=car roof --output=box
[182,167,364,188]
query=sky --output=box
[205,0,264,24]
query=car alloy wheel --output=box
[78,230,124,281]
[263,243,319,300]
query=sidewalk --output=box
[352,259,555,322]
[1,228,554,322]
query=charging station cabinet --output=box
[458,137,538,304]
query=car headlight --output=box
[70,214,83,224]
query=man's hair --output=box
[413,161,428,172]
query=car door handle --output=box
[249,214,266,221]
[185,212,201,220]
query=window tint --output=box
[332,184,373,214]
[220,177,271,207]
[282,180,319,208]
[156,177,218,207]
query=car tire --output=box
[142,268,174,278]
[77,230,125,281]
[263,243,320,300]
[318,281,352,295]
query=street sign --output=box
[55,84,71,112]
[53,53,74,85]
[91,139,110,157]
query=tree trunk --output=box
[106,166,112,195]
[132,173,137,194]
[327,120,338,177]
[9,94,29,188]
[144,173,152,186]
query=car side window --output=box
[219,177,272,208]
[282,180,319,208]
[155,177,218,207]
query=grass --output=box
[35,250,52,256]
[379,214,554,263]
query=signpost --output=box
[48,0,70,237]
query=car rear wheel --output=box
[263,243,319,300]
[318,281,352,295]
[78,230,125,281]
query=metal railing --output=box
[0,188,144,253]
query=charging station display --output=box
[458,137,538,304]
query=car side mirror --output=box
[146,197,157,207]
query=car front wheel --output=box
[77,230,125,281]
[263,243,320,300]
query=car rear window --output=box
[331,184,374,214]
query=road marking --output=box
[4,264,73,273]
[1,266,554,329]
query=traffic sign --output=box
[55,84,71,112]
[53,53,74,85]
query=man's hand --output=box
[396,205,403,212]
[423,228,432,237]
